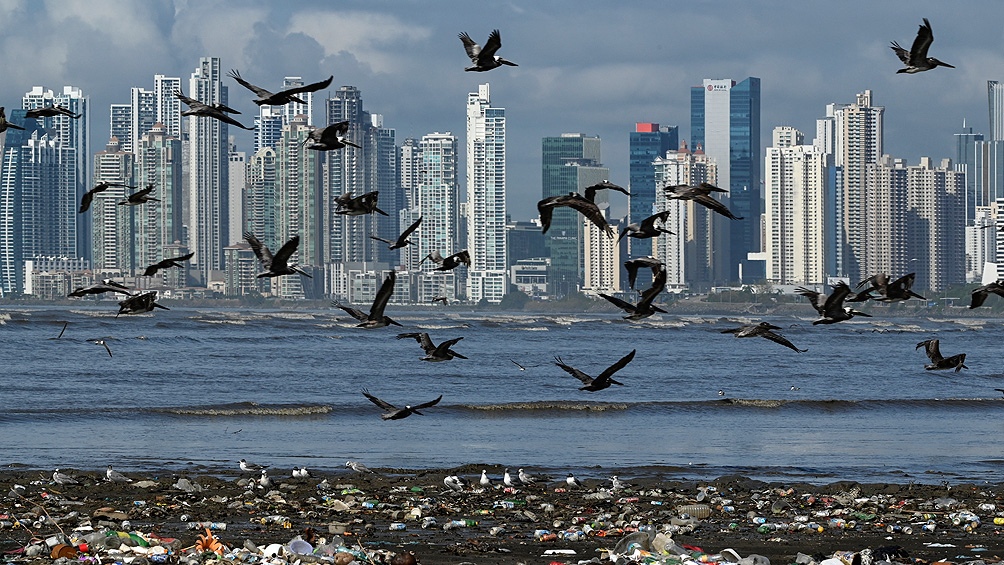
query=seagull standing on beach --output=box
[106,466,132,483]
[346,460,374,473]
[239,459,268,473]
[566,473,584,489]
[518,468,539,486]
[257,469,273,490]
[610,476,629,491]
[503,468,516,487]
[480,470,493,487]
[444,475,469,493]
[52,469,79,485]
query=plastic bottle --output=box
[677,504,712,519]
[388,523,406,531]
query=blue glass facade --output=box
[690,77,761,283]
[628,125,678,260]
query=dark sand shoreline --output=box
[2,466,1004,564]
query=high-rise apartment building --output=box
[245,146,278,256]
[324,87,399,267]
[228,146,247,248]
[764,126,829,285]
[274,115,323,298]
[416,133,459,301]
[133,123,183,284]
[861,155,907,281]
[186,57,231,285]
[989,81,1004,141]
[690,77,760,282]
[90,138,134,273]
[905,157,965,292]
[466,83,507,303]
[581,208,620,295]
[22,86,89,260]
[652,142,721,290]
[629,123,678,260]
[541,133,606,297]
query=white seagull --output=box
[566,473,584,489]
[257,469,273,489]
[503,468,516,487]
[480,470,493,487]
[346,460,374,473]
[239,459,268,472]
[106,466,132,483]
[518,468,538,486]
[52,469,79,485]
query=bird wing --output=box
[434,337,464,357]
[332,301,368,321]
[909,18,935,64]
[596,349,637,382]
[369,271,397,318]
[282,74,334,96]
[638,268,667,308]
[421,251,443,265]
[758,329,806,353]
[537,197,558,234]
[228,69,274,98]
[458,32,481,62]
[553,357,594,385]
[640,210,672,231]
[399,216,423,241]
[413,394,443,411]
[174,89,204,109]
[417,333,437,353]
[889,41,911,64]
[795,286,826,315]
[916,339,944,362]
[143,260,167,276]
[210,110,254,130]
[822,282,852,315]
[698,182,728,193]
[133,185,155,199]
[478,29,503,63]
[272,235,301,268]
[451,249,471,266]
[79,190,96,213]
[598,293,638,314]
[369,235,395,246]
[562,194,614,235]
[172,251,195,262]
[694,193,743,220]
[361,389,397,411]
[624,261,641,289]
[243,231,273,267]
[584,180,630,202]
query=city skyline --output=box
[0,1,996,221]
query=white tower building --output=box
[465,83,507,303]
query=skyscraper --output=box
[690,77,760,282]
[466,83,507,303]
[416,132,459,301]
[22,86,89,260]
[629,123,678,260]
[186,57,230,285]
[541,133,606,297]
[133,123,183,283]
[228,145,247,248]
[246,146,278,255]
[764,126,829,285]
[274,115,323,298]
[989,81,1004,141]
[954,121,984,223]
[862,155,907,281]
[90,138,134,273]
[905,157,965,292]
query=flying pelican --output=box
[916,339,967,372]
[396,332,467,362]
[117,185,160,206]
[584,180,631,202]
[538,192,613,236]
[68,280,132,298]
[970,280,1004,309]
[89,338,113,358]
[480,470,493,487]
[239,459,267,472]
[421,249,471,271]
[116,291,169,317]
[624,257,665,290]
[861,272,925,302]
[598,267,667,320]
[361,389,443,420]
[331,271,401,328]
[458,29,517,72]
[566,473,584,489]
[371,216,422,250]
[175,88,253,130]
[618,211,674,242]
[0,107,25,133]
[228,69,333,106]
[304,120,361,151]
[143,252,195,276]
[554,349,636,392]
[431,296,449,305]
[26,105,81,119]
[891,18,954,74]
[665,182,743,220]
[334,190,387,216]
[106,465,132,483]
[52,469,79,485]
[720,321,806,353]
[796,282,872,325]
[80,182,136,213]
[244,232,312,278]
[345,460,374,473]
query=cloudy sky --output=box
[2,0,1002,220]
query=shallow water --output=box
[1,304,1003,484]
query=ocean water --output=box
[1,304,1003,485]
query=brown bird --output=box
[624,257,664,290]
[584,180,630,202]
[335,190,387,216]
[175,88,253,130]
[665,182,743,220]
[304,121,361,151]
[331,271,401,328]
[599,267,667,320]
[619,211,674,242]
[458,29,517,72]
[25,105,81,119]
[396,332,467,362]
[891,18,954,74]
[116,291,169,317]
[721,321,806,353]
[970,280,1004,309]
[916,339,967,372]
[117,185,160,206]
[80,182,136,213]
[228,70,333,106]
[554,349,636,392]
[0,107,25,133]
[143,252,195,276]
[362,389,442,420]
[244,232,312,278]
[796,282,871,325]
[538,192,613,236]
[68,279,132,298]
[421,250,470,271]
[371,216,422,249]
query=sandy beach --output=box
[1,465,1003,565]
